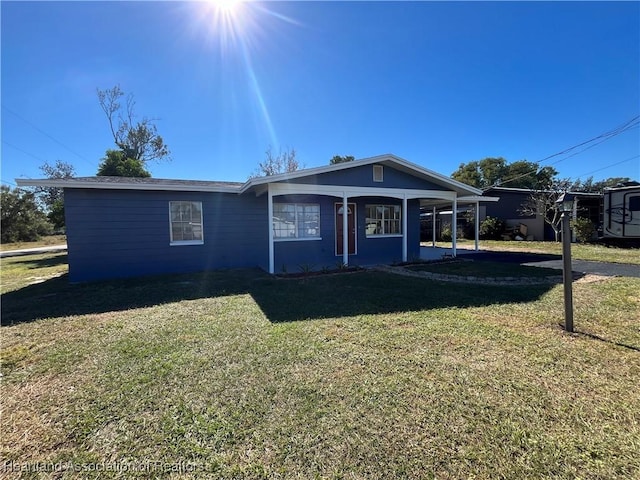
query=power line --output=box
[538,116,639,165]
[2,140,50,164]
[1,104,96,167]
[490,115,640,188]
[1,178,18,187]
[571,154,640,181]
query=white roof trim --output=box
[270,182,457,201]
[458,195,500,203]
[241,154,482,196]
[15,178,241,193]
[15,153,483,197]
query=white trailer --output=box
[602,184,640,244]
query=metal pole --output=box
[561,211,574,332]
[474,201,480,251]
[432,206,436,247]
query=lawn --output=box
[454,239,640,265]
[1,253,639,479]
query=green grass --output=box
[407,260,560,278]
[1,253,639,479]
[0,252,68,294]
[453,239,640,265]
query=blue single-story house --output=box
[17,154,491,282]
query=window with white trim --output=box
[169,201,204,245]
[273,203,320,239]
[365,204,401,236]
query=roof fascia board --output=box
[15,178,241,193]
[378,155,482,196]
[270,182,457,201]
[458,195,500,202]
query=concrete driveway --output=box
[460,251,640,278]
[0,244,67,258]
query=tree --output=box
[97,150,151,177]
[36,160,75,230]
[502,162,556,190]
[330,155,355,165]
[97,85,170,165]
[451,157,557,190]
[451,157,507,188]
[251,147,301,177]
[570,176,633,193]
[519,178,573,242]
[1,186,53,243]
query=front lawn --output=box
[1,253,639,479]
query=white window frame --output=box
[365,204,402,238]
[169,201,204,246]
[273,203,321,241]
[373,165,384,182]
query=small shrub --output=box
[440,223,452,242]
[479,216,505,240]
[298,263,315,274]
[571,217,596,243]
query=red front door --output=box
[335,203,356,255]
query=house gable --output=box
[273,163,449,191]
[243,154,481,197]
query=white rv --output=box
[602,184,640,244]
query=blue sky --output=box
[2,1,639,185]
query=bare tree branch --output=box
[96,85,170,164]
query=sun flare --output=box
[207,0,243,16]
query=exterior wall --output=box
[273,194,421,273]
[64,189,268,282]
[482,189,546,240]
[281,163,448,191]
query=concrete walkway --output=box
[0,244,67,258]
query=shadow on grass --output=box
[1,267,555,326]
[460,251,563,264]
[4,254,69,269]
[575,330,640,353]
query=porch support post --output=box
[402,195,408,262]
[452,196,457,257]
[572,197,578,243]
[342,193,348,267]
[268,184,274,274]
[474,201,480,251]
[432,206,437,247]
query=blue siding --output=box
[273,195,421,273]
[484,190,536,220]
[64,189,268,282]
[279,164,448,190]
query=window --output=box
[273,203,320,240]
[169,201,203,245]
[373,165,384,182]
[366,204,401,236]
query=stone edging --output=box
[372,264,564,286]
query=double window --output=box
[366,204,401,236]
[169,201,203,245]
[273,203,321,240]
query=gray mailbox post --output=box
[556,192,575,333]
